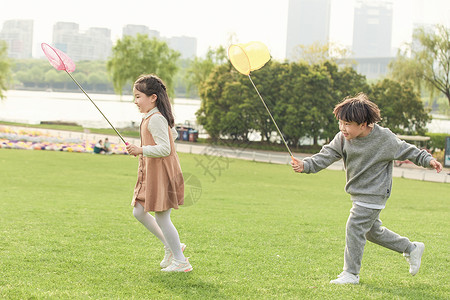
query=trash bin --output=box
[176,127,187,141]
[189,130,198,142]
[176,128,183,140]
[182,130,189,141]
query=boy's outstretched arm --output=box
[430,159,443,173]
[290,157,304,173]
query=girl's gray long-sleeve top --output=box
[302,124,433,209]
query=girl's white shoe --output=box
[160,243,186,268]
[161,257,193,272]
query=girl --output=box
[126,74,192,272]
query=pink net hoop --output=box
[41,43,76,73]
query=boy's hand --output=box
[126,144,142,156]
[430,159,442,173]
[290,157,304,173]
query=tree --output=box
[44,69,68,89]
[323,61,371,141]
[44,69,59,87]
[324,61,370,101]
[0,40,11,99]
[16,66,45,88]
[196,64,236,140]
[276,61,369,146]
[389,24,450,105]
[107,34,180,96]
[248,61,284,142]
[370,79,431,135]
[197,59,374,146]
[73,73,88,88]
[291,41,353,66]
[286,63,335,146]
[88,72,109,92]
[185,46,227,97]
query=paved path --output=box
[175,141,450,184]
[3,125,450,184]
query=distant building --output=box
[122,24,160,39]
[0,19,33,59]
[88,27,113,60]
[351,57,394,79]
[352,0,393,58]
[52,22,112,61]
[285,0,331,61]
[122,24,197,59]
[167,36,197,59]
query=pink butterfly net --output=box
[40,42,128,146]
[41,43,76,73]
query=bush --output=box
[432,150,445,164]
[426,133,448,152]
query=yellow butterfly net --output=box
[228,41,271,75]
[228,42,294,161]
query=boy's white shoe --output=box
[330,271,360,284]
[160,243,186,268]
[403,241,425,276]
[161,257,193,272]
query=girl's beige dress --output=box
[131,112,184,212]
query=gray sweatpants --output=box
[343,203,413,275]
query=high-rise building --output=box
[122,24,197,58]
[285,0,331,61]
[167,36,197,59]
[122,24,160,39]
[0,19,33,59]
[87,27,113,60]
[352,0,393,58]
[52,22,112,61]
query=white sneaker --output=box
[161,257,193,272]
[330,271,360,284]
[160,243,186,268]
[403,241,425,276]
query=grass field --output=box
[0,148,448,299]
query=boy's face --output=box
[339,120,369,140]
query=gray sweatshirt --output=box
[302,124,433,209]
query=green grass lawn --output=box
[0,149,448,299]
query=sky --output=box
[1,0,449,60]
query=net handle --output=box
[65,71,127,145]
[41,43,127,145]
[248,75,294,159]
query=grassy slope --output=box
[0,149,448,299]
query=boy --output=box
[291,93,442,284]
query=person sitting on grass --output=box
[93,140,106,154]
[291,93,443,285]
[104,138,111,153]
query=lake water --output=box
[0,90,201,129]
[1,90,449,134]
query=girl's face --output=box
[133,87,157,113]
[339,119,370,140]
